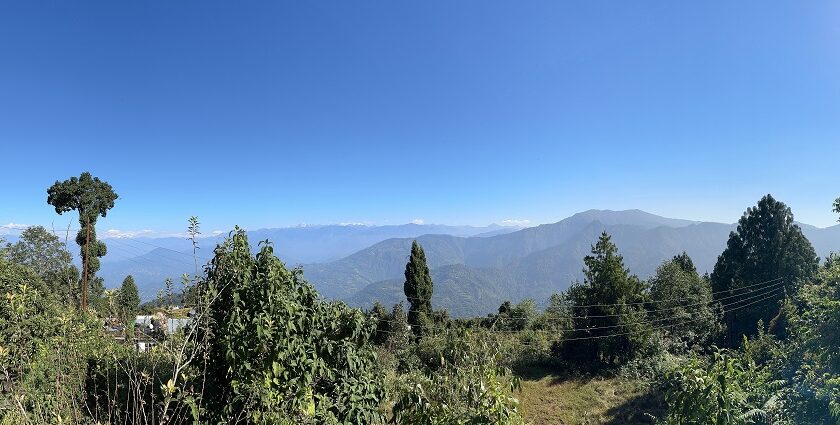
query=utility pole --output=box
[82,217,90,310]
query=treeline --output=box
[0,172,838,424]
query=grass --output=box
[514,366,664,425]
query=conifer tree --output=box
[563,232,650,366]
[403,240,433,337]
[117,275,140,325]
[711,194,818,344]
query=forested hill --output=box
[304,210,840,316]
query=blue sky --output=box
[1,1,839,234]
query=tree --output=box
[404,240,433,337]
[47,172,118,309]
[4,225,78,304]
[117,275,140,326]
[560,232,650,366]
[834,196,840,222]
[649,254,720,350]
[711,194,818,344]
[494,299,537,331]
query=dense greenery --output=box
[663,340,780,425]
[781,257,840,422]
[0,257,107,423]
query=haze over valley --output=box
[12,209,833,317]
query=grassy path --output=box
[515,367,664,425]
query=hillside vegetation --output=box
[2,174,840,424]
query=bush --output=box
[392,329,524,424]
[0,258,108,424]
[662,340,782,425]
[197,229,386,424]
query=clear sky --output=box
[1,1,839,234]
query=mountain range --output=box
[304,210,840,316]
[10,210,838,316]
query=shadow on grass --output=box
[602,388,665,425]
[513,363,666,424]
[513,362,616,387]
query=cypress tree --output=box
[403,240,433,337]
[117,275,140,326]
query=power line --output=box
[398,276,786,314]
[374,287,784,343]
[373,282,784,335]
[481,279,785,321]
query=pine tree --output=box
[711,194,819,344]
[563,232,650,366]
[403,240,433,337]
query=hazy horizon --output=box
[3,206,839,241]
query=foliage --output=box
[649,254,721,351]
[492,299,537,332]
[4,226,78,305]
[404,240,434,338]
[47,172,118,309]
[392,329,524,425]
[117,275,141,326]
[369,302,391,345]
[557,232,651,367]
[833,197,840,222]
[780,258,840,423]
[711,194,818,344]
[662,341,782,425]
[0,257,108,424]
[198,229,385,424]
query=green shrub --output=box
[392,329,524,424]
[663,341,781,425]
[0,258,108,424]
[197,229,386,424]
